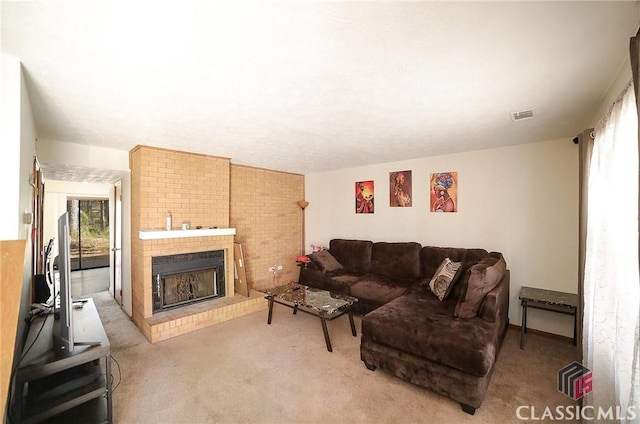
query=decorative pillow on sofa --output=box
[428,258,463,301]
[455,254,507,319]
[308,250,344,273]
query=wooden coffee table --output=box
[265,283,358,352]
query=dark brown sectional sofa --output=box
[299,239,510,414]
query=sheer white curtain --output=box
[583,82,640,422]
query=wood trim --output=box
[508,323,575,344]
[32,157,43,276]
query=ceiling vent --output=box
[511,109,534,122]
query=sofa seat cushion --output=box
[361,285,499,377]
[328,272,362,285]
[350,275,409,306]
[300,268,354,295]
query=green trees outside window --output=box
[67,199,110,270]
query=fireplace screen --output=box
[163,268,217,306]
[152,250,225,313]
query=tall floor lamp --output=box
[297,200,309,255]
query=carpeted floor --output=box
[92,291,579,424]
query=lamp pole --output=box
[297,200,309,256]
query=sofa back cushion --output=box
[329,239,373,273]
[371,242,422,280]
[420,246,489,277]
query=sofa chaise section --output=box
[299,239,510,414]
[360,266,510,414]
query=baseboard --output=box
[508,323,575,344]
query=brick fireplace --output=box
[130,146,267,342]
[152,249,226,313]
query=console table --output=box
[519,286,578,350]
[11,298,112,423]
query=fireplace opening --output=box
[152,250,225,313]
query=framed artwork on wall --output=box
[356,180,375,214]
[389,170,412,207]
[430,172,458,212]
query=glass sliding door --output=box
[67,199,110,270]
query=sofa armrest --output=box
[478,269,510,323]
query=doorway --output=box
[67,199,110,270]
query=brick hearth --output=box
[145,289,266,342]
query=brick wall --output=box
[129,146,303,341]
[129,145,230,231]
[230,165,305,291]
[130,146,233,328]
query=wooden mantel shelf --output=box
[139,228,236,240]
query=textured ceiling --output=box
[39,164,128,184]
[3,1,639,176]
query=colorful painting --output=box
[389,170,412,207]
[355,180,375,214]
[430,172,458,213]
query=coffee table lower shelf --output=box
[265,284,357,352]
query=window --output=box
[67,199,110,270]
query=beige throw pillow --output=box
[429,258,462,301]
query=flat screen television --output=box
[53,211,74,354]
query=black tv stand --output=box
[11,298,112,423]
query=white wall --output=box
[0,55,21,240]
[305,138,579,337]
[1,55,38,369]
[17,62,37,350]
[37,138,130,172]
[19,64,37,242]
[0,54,35,241]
